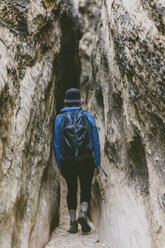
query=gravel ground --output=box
[45,177,115,248]
[45,225,114,248]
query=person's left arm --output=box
[86,112,101,175]
[54,114,63,171]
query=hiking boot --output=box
[69,220,78,233]
[78,211,91,233]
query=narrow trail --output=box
[45,177,114,248]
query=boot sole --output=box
[78,217,91,233]
[68,225,78,233]
[68,229,78,233]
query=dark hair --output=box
[67,102,80,107]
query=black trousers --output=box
[61,158,95,210]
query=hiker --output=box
[54,88,101,233]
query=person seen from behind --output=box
[54,88,101,234]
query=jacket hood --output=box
[60,106,82,113]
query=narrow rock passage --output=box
[45,177,114,248]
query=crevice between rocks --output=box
[54,4,82,114]
[51,0,103,236]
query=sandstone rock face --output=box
[0,1,81,247]
[86,1,165,248]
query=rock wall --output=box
[0,1,81,248]
[85,0,165,248]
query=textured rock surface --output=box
[0,1,81,248]
[86,0,165,248]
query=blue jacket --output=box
[54,106,101,170]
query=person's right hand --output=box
[94,167,100,176]
[59,170,64,178]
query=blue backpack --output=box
[61,110,93,160]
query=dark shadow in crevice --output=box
[95,84,105,122]
[53,7,82,114]
[127,132,149,195]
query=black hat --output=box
[65,88,83,103]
